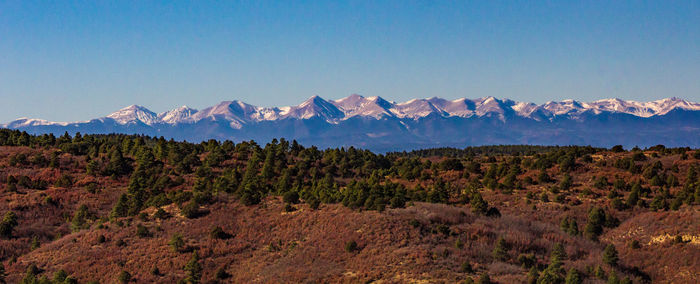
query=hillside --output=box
[0,129,698,283]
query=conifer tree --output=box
[184,251,202,284]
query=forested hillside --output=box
[0,129,697,283]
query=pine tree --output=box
[470,192,488,215]
[602,244,619,266]
[169,233,185,253]
[492,237,509,261]
[184,251,202,284]
[565,268,582,284]
[110,194,129,219]
[584,207,606,240]
[0,211,18,238]
[551,243,567,261]
[607,270,620,284]
[0,263,6,284]
[260,150,275,180]
[71,204,90,232]
[118,270,131,283]
[526,267,539,284]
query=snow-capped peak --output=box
[284,96,345,120]
[331,94,394,119]
[106,105,159,125]
[158,106,198,124]
[5,96,700,128]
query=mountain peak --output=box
[158,106,198,124]
[106,105,158,125]
[285,95,344,120]
[7,96,700,128]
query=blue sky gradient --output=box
[1,1,699,122]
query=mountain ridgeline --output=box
[4,95,700,151]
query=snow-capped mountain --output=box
[4,95,700,151]
[106,105,159,125]
[158,106,198,124]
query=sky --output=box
[1,1,699,122]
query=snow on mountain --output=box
[187,101,258,129]
[106,105,159,125]
[331,94,394,119]
[426,97,476,118]
[3,118,69,128]
[282,96,345,120]
[157,106,198,124]
[391,98,448,118]
[539,100,587,116]
[5,96,700,128]
[473,96,517,119]
[587,97,700,117]
[512,102,541,117]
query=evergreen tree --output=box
[492,237,509,261]
[0,211,18,238]
[526,267,539,284]
[470,192,488,215]
[118,270,131,283]
[170,233,185,253]
[0,263,5,284]
[70,204,90,232]
[584,207,606,240]
[110,194,129,219]
[106,148,130,176]
[551,243,567,261]
[607,270,620,284]
[602,244,619,266]
[184,251,203,284]
[260,149,275,180]
[564,268,582,284]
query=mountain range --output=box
[4,95,700,151]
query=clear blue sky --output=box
[1,1,699,122]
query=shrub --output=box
[594,265,606,279]
[518,253,536,269]
[215,266,230,280]
[565,268,582,284]
[345,240,358,253]
[210,226,232,240]
[154,208,169,219]
[136,224,150,238]
[284,203,296,212]
[30,236,40,250]
[307,197,321,210]
[53,269,68,283]
[477,273,491,284]
[460,262,473,273]
[118,270,131,283]
[170,233,185,252]
[282,191,300,204]
[151,265,160,276]
[180,202,200,219]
